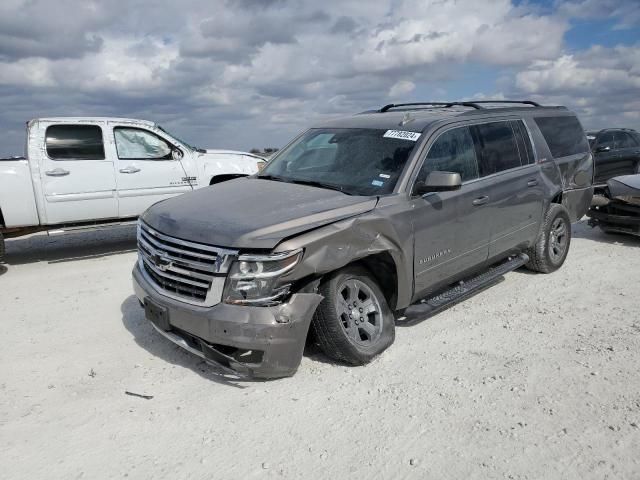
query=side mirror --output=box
[595,145,611,153]
[414,171,462,196]
[172,148,184,160]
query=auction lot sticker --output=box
[383,130,422,141]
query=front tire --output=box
[311,266,395,365]
[525,203,571,273]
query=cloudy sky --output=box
[0,0,639,155]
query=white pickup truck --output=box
[0,117,263,261]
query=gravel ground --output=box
[1,220,639,480]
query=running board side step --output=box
[398,253,529,326]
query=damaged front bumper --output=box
[133,264,322,379]
[587,200,640,237]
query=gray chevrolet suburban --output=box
[132,100,593,378]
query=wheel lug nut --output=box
[359,308,363,313]
[360,317,363,321]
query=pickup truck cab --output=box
[133,100,593,379]
[0,117,262,260]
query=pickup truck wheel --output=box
[311,266,395,365]
[525,203,571,273]
[0,232,5,263]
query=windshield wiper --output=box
[256,174,287,182]
[286,179,353,195]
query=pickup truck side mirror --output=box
[172,148,184,160]
[595,145,611,153]
[414,171,462,196]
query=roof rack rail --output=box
[467,100,541,107]
[379,99,542,113]
[600,127,638,132]
[380,102,483,112]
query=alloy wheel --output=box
[549,217,568,262]
[335,279,383,347]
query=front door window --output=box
[416,126,479,183]
[114,128,172,160]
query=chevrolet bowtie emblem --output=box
[152,252,172,271]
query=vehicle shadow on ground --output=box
[571,220,640,247]
[3,225,138,266]
[120,295,266,388]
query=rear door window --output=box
[616,132,639,149]
[45,125,105,160]
[472,121,522,176]
[534,116,589,158]
[416,126,479,184]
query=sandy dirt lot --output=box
[1,220,639,479]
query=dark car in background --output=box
[587,128,640,184]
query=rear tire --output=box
[525,203,571,273]
[311,266,395,365]
[0,232,5,263]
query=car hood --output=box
[196,150,258,175]
[141,177,378,250]
[607,174,640,198]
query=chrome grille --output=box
[137,221,237,306]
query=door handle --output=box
[472,195,489,206]
[527,179,538,187]
[45,168,70,177]
[119,166,141,174]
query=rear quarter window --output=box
[534,116,589,158]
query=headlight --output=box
[223,249,303,306]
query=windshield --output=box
[259,128,419,195]
[157,125,197,152]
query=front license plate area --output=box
[144,298,170,331]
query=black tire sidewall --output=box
[541,205,572,271]
[316,266,395,364]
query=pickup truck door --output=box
[412,125,492,298]
[39,123,118,224]
[110,126,194,218]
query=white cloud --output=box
[516,46,640,94]
[514,44,640,130]
[557,0,640,29]
[388,80,415,98]
[0,0,638,155]
[0,37,179,92]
